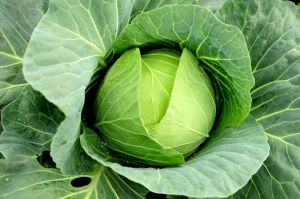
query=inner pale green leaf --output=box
[139,49,180,126]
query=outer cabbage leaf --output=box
[0,87,64,160]
[113,5,254,130]
[0,0,46,107]
[81,116,269,198]
[23,0,196,175]
[0,87,147,199]
[0,159,148,199]
[217,0,300,198]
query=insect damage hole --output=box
[71,177,92,187]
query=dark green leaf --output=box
[113,5,254,129]
[0,0,44,107]
[217,0,300,197]
[42,0,49,13]
[0,87,64,160]
[0,88,147,199]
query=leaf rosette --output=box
[1,0,299,198]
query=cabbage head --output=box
[94,48,216,165]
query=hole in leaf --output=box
[146,192,167,199]
[71,177,92,187]
[36,151,56,168]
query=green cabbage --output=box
[0,0,299,198]
[94,48,215,165]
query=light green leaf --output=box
[147,48,216,156]
[81,116,269,198]
[113,5,254,129]
[198,0,226,12]
[217,0,300,198]
[0,0,45,106]
[139,49,180,126]
[24,0,139,174]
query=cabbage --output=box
[0,0,299,198]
